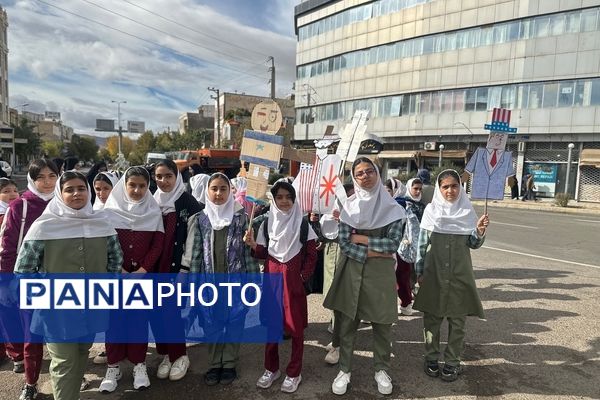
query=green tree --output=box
[154,131,174,152]
[129,130,156,165]
[13,118,41,160]
[41,141,63,158]
[68,134,99,162]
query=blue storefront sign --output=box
[525,163,558,196]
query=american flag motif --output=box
[492,108,511,124]
[293,159,320,213]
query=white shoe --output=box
[332,371,351,395]
[256,369,281,389]
[325,347,340,365]
[169,355,190,381]
[374,370,393,395]
[281,374,302,393]
[99,366,122,393]
[157,355,172,379]
[133,363,150,390]
[93,351,107,364]
[400,304,414,316]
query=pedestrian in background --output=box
[182,173,257,386]
[14,171,123,400]
[417,168,434,205]
[324,157,405,396]
[246,181,318,394]
[92,172,119,210]
[86,160,108,204]
[152,159,201,382]
[413,169,489,382]
[100,166,164,393]
[0,158,59,400]
[0,178,19,225]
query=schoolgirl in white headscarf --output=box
[189,173,210,206]
[92,172,120,210]
[245,181,318,392]
[14,171,123,400]
[413,169,489,383]
[100,166,164,393]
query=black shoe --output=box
[19,384,37,400]
[440,364,463,382]
[13,361,25,374]
[204,368,222,386]
[424,360,439,378]
[220,368,237,385]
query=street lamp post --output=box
[111,100,127,155]
[565,143,575,196]
[438,144,445,166]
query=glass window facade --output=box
[296,78,600,123]
[298,0,436,41]
[297,7,600,79]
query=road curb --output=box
[471,200,600,215]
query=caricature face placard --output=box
[486,131,508,151]
[251,101,283,134]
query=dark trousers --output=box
[395,256,413,307]
[264,333,304,378]
[106,310,148,365]
[18,311,44,385]
[152,296,187,362]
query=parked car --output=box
[0,160,12,178]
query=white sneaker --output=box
[400,304,414,316]
[325,347,340,365]
[256,369,281,389]
[332,371,351,395]
[280,374,302,393]
[374,370,393,395]
[133,363,150,390]
[157,355,172,379]
[169,355,190,381]
[99,366,122,393]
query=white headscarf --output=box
[27,173,55,201]
[388,178,406,198]
[231,177,247,193]
[340,162,406,229]
[0,200,9,215]
[406,178,422,202]
[190,174,210,205]
[24,174,116,241]
[420,169,478,235]
[103,168,164,232]
[203,173,235,231]
[257,187,318,263]
[92,172,119,210]
[153,169,186,215]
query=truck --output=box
[173,148,241,179]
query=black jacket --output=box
[170,191,202,272]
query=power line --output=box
[77,0,266,68]
[34,0,268,80]
[121,0,270,59]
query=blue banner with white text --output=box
[0,273,283,344]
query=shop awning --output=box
[579,149,600,168]
[418,150,469,159]
[377,150,417,159]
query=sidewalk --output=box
[471,197,600,215]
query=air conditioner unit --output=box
[424,141,436,150]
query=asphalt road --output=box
[1,207,599,399]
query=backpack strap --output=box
[17,199,27,251]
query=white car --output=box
[0,160,12,177]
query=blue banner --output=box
[0,273,283,344]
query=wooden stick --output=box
[484,197,488,215]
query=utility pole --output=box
[208,87,220,148]
[268,56,275,99]
[111,100,127,155]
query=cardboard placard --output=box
[240,129,284,169]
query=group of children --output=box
[0,157,490,399]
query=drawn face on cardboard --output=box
[251,101,282,133]
[486,132,508,150]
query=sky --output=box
[4,0,298,137]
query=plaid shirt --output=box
[415,229,485,276]
[14,235,124,274]
[338,220,404,264]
